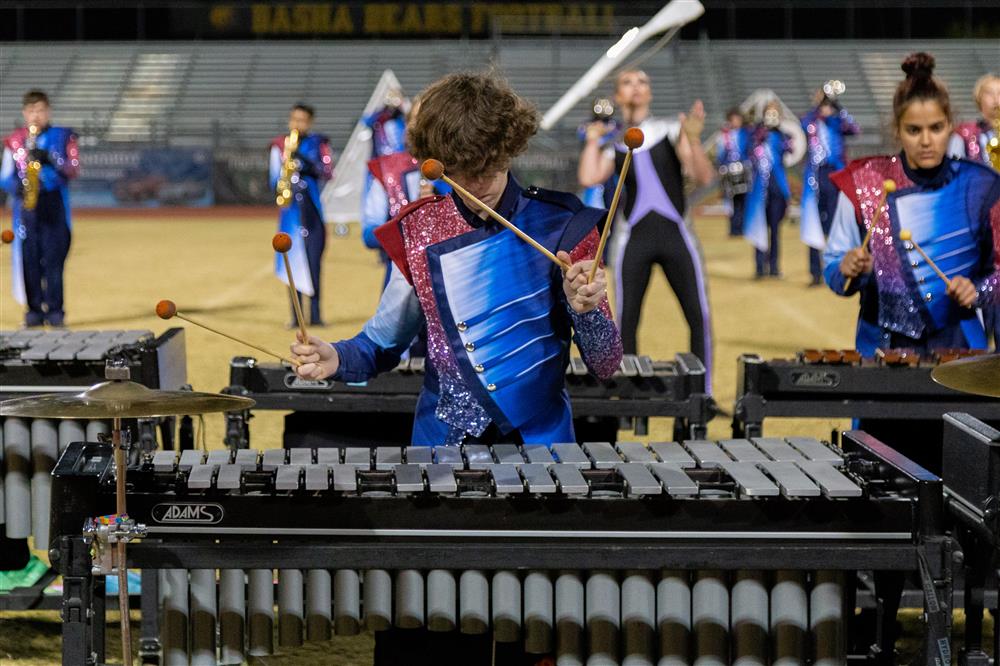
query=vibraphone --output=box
[733,349,1000,437]
[52,433,951,665]
[0,327,186,611]
[941,412,999,662]
[224,353,714,447]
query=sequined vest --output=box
[368,151,420,219]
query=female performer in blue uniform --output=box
[744,100,793,278]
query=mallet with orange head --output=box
[1,229,13,245]
[844,179,896,293]
[156,299,301,367]
[420,159,570,271]
[587,127,644,284]
[898,229,951,287]
[272,232,309,341]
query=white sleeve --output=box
[268,145,283,189]
[822,192,862,267]
[947,133,967,159]
[359,264,424,351]
[665,119,682,145]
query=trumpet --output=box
[275,128,300,208]
[987,112,1000,171]
[22,125,41,211]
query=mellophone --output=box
[225,353,714,446]
[734,348,1000,437]
[51,432,951,665]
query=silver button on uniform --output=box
[474,364,484,373]
[457,322,467,332]
[487,383,497,392]
[465,342,475,352]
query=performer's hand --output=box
[839,247,873,278]
[584,122,608,143]
[946,276,978,308]
[558,251,606,314]
[680,100,706,141]
[291,334,339,380]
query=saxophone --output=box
[22,125,41,211]
[275,128,300,208]
[987,112,1000,171]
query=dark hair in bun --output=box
[893,52,952,129]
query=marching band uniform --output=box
[578,119,620,210]
[362,150,423,286]
[716,123,750,236]
[801,104,861,282]
[823,154,1000,355]
[332,174,623,445]
[744,122,793,278]
[269,131,333,326]
[610,118,714,392]
[950,118,998,168]
[1,124,79,327]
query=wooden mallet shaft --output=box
[899,230,951,286]
[420,160,569,271]
[156,300,301,367]
[844,179,896,293]
[272,233,308,341]
[588,127,644,284]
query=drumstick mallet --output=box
[272,232,309,342]
[588,127,644,284]
[420,159,570,271]
[898,229,952,286]
[844,179,896,293]
[1,229,13,244]
[155,300,301,367]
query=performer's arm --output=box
[974,198,1000,306]
[361,177,389,250]
[839,108,861,137]
[296,140,334,182]
[292,264,424,382]
[48,133,80,180]
[578,124,615,188]
[675,101,714,187]
[823,192,870,295]
[555,230,623,381]
[0,147,18,195]
[947,133,968,159]
[268,145,282,191]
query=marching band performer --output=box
[0,90,79,328]
[801,82,861,286]
[949,72,1000,168]
[269,103,333,328]
[292,72,622,448]
[578,69,715,391]
[716,107,750,237]
[744,99,793,279]
[823,53,1000,356]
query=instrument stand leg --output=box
[956,528,990,665]
[93,576,106,662]
[139,569,161,664]
[59,535,97,665]
[914,539,953,666]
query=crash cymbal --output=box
[931,353,1000,398]
[0,380,255,419]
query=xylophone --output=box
[733,349,1000,437]
[51,433,951,665]
[224,353,714,447]
[0,328,186,612]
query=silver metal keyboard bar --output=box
[786,437,843,464]
[262,448,286,472]
[331,464,358,492]
[187,464,216,490]
[518,464,556,493]
[179,449,205,470]
[376,447,403,471]
[433,446,464,469]
[683,440,731,468]
[152,450,176,472]
[552,443,590,469]
[750,438,806,462]
[233,449,259,470]
[721,461,779,497]
[216,465,242,490]
[316,448,341,465]
[492,444,524,465]
[648,463,698,496]
[796,461,862,498]
[758,461,820,498]
[207,449,232,465]
[616,442,656,463]
[426,465,458,493]
[344,448,372,469]
[550,464,588,495]
[569,356,588,376]
[464,445,494,470]
[616,463,662,496]
[487,465,524,495]
[404,447,433,467]
[304,464,330,491]
[719,439,770,463]
[635,355,655,377]
[393,464,425,493]
[649,442,696,469]
[523,445,555,465]
[582,442,621,469]
[619,355,639,377]
[288,449,312,465]
[275,465,302,491]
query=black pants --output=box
[618,213,712,381]
[20,190,71,326]
[808,164,840,279]
[728,192,746,236]
[754,182,787,276]
[289,196,326,325]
